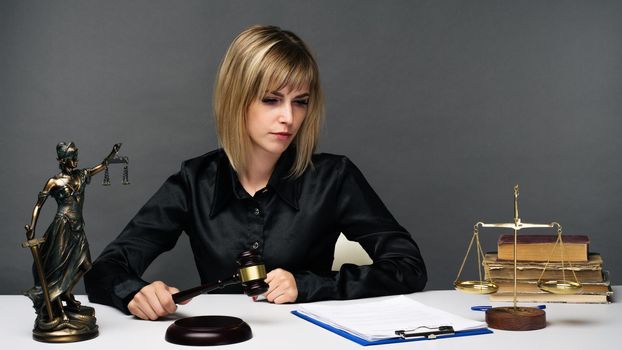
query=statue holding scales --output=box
[22,142,127,342]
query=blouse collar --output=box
[210,147,301,217]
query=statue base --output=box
[33,325,99,343]
[485,306,546,331]
[32,306,99,343]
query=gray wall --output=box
[2,0,621,296]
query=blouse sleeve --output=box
[294,157,427,302]
[84,167,190,314]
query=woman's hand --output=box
[127,281,190,320]
[264,268,298,304]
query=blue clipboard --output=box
[291,310,493,346]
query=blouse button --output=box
[252,241,260,249]
[254,208,260,215]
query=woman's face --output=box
[246,85,309,159]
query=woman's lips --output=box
[271,132,292,141]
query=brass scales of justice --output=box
[454,185,583,331]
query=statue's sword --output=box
[22,225,54,321]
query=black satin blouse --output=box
[85,148,427,314]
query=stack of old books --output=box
[484,234,613,303]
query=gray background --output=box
[2,0,621,296]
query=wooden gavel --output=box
[172,250,269,304]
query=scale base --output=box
[485,306,546,331]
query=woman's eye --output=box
[295,99,309,106]
[262,97,279,104]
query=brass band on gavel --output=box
[239,264,266,283]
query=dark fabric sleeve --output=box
[294,157,427,302]
[84,168,189,314]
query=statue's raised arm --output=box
[88,143,122,176]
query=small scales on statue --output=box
[102,154,130,186]
[454,185,583,331]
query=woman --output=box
[25,142,120,327]
[85,25,427,320]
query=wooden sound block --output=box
[165,315,252,346]
[485,306,546,331]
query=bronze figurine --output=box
[22,142,122,342]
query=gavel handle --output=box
[172,275,239,304]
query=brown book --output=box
[489,281,613,304]
[489,293,610,304]
[483,253,603,282]
[497,234,589,262]
[493,281,611,295]
[486,270,604,283]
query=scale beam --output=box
[480,221,554,230]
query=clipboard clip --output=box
[394,325,455,339]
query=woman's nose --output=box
[278,104,293,125]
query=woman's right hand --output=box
[127,281,190,320]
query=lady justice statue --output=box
[22,142,123,342]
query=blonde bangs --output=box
[255,48,317,101]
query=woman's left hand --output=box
[264,268,298,304]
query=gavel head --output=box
[236,250,269,296]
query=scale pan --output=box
[454,280,498,294]
[537,280,582,294]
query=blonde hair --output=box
[213,25,324,178]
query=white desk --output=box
[3,287,618,349]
